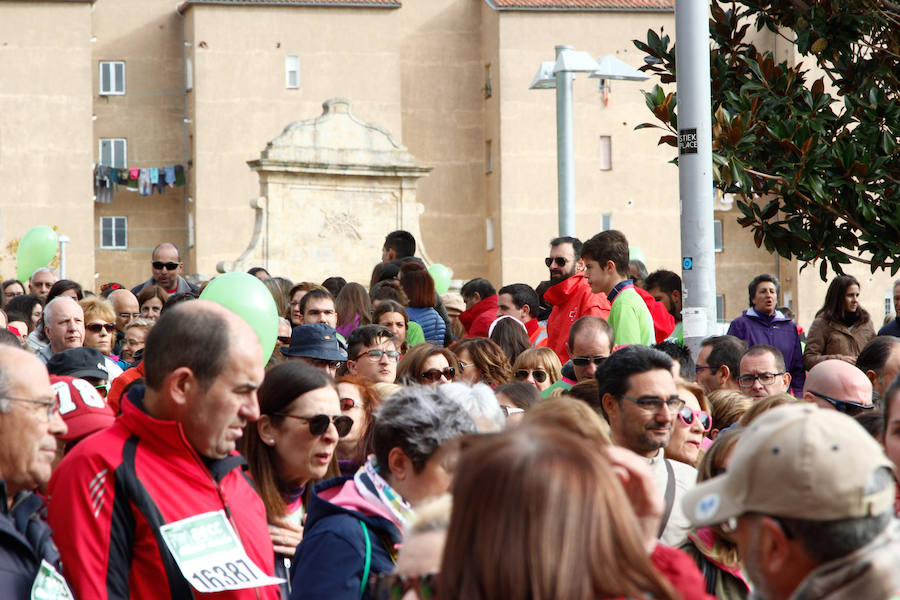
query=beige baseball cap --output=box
[683,403,895,528]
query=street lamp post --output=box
[531,48,649,237]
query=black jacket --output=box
[0,481,63,599]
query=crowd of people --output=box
[1,229,899,599]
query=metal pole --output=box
[675,1,716,356]
[555,45,576,237]
[58,234,71,279]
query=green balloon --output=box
[199,271,279,364]
[16,226,58,282]
[428,263,452,295]
[629,246,647,265]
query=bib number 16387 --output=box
[160,511,284,592]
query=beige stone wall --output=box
[187,5,404,283]
[0,1,94,286]
[91,0,189,289]
[481,3,502,286]
[495,10,680,288]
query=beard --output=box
[549,266,576,283]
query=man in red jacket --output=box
[459,278,499,338]
[542,237,610,363]
[49,301,280,600]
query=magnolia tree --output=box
[634,0,900,278]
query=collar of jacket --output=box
[544,273,590,307]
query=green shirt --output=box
[609,287,654,346]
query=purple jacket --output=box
[726,308,805,394]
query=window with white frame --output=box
[601,213,613,231]
[714,219,724,252]
[99,139,127,168]
[185,57,193,91]
[599,135,612,170]
[99,61,125,95]
[285,55,300,89]
[100,217,128,249]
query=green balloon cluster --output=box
[199,271,279,364]
[16,226,58,282]
[427,263,452,295]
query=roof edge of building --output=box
[483,0,673,11]
[178,0,401,14]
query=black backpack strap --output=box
[656,459,676,539]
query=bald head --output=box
[44,297,84,354]
[150,242,183,290]
[109,289,140,333]
[804,359,873,411]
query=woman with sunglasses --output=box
[665,380,712,467]
[335,375,380,475]
[243,361,352,599]
[396,343,458,386]
[452,337,512,387]
[512,347,561,393]
[79,296,125,381]
[290,386,476,600]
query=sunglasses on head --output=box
[86,323,116,334]
[420,367,454,383]
[152,261,180,271]
[368,572,436,600]
[545,256,570,268]
[571,355,608,367]
[273,413,353,437]
[678,406,712,431]
[515,369,548,383]
[807,390,874,416]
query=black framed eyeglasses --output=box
[571,355,608,367]
[151,261,180,271]
[273,413,353,437]
[737,372,785,388]
[420,367,454,383]
[514,369,548,383]
[621,394,685,413]
[545,256,569,268]
[368,572,436,600]
[355,349,401,362]
[807,390,874,416]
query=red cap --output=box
[50,375,116,442]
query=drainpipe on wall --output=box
[177,9,191,274]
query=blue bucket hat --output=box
[281,323,348,362]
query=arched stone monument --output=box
[217,98,433,283]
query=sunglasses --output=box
[368,573,436,600]
[86,323,116,334]
[420,367,455,383]
[571,355,608,367]
[277,336,291,345]
[678,406,712,431]
[340,397,360,411]
[514,369,548,383]
[273,413,353,437]
[355,349,401,362]
[807,390,874,416]
[545,256,570,268]
[151,261,180,271]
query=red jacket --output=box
[634,287,676,344]
[48,389,279,600]
[544,274,611,364]
[459,294,499,338]
[651,544,716,600]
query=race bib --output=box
[160,511,284,593]
[31,560,74,600]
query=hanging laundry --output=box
[138,169,152,196]
[118,169,129,185]
[174,165,186,187]
[155,180,166,194]
[129,168,139,180]
[149,167,159,184]
[164,166,176,186]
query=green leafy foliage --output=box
[634,0,900,277]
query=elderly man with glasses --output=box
[0,345,69,596]
[130,242,198,297]
[597,344,697,546]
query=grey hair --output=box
[373,385,477,474]
[278,317,291,328]
[779,467,894,563]
[123,318,154,334]
[42,296,78,328]
[439,382,505,432]
[29,267,56,284]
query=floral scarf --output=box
[353,455,416,529]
